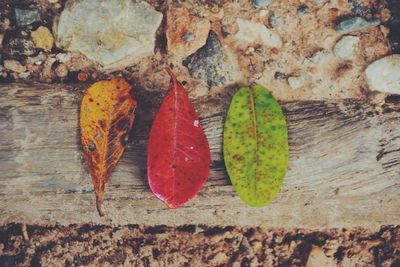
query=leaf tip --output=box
[166,202,180,209]
[96,193,105,217]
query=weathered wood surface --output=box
[0,83,399,228]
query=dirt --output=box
[0,224,399,266]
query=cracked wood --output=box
[0,83,399,228]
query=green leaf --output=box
[223,84,288,207]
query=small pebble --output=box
[307,66,317,74]
[246,47,255,55]
[31,26,54,51]
[210,252,229,265]
[259,10,268,18]
[183,32,194,42]
[268,14,278,28]
[78,71,89,82]
[305,49,328,64]
[6,38,36,56]
[335,17,380,34]
[310,0,329,5]
[1,18,10,31]
[297,5,310,15]
[235,18,282,48]
[252,0,273,8]
[55,63,68,78]
[56,53,71,63]
[42,57,56,80]
[19,72,30,78]
[288,76,306,89]
[4,60,26,73]
[274,71,286,80]
[26,52,47,65]
[365,54,400,94]
[15,7,41,26]
[334,35,360,59]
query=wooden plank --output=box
[0,83,399,228]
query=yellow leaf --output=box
[80,78,136,216]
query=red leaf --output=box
[147,69,211,208]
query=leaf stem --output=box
[165,67,177,81]
[96,194,105,217]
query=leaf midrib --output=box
[100,102,123,180]
[171,85,178,202]
[249,87,260,189]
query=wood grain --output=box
[0,83,399,228]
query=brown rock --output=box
[41,57,56,81]
[55,63,68,78]
[4,60,26,73]
[166,7,211,60]
[210,252,229,265]
[78,71,89,82]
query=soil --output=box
[0,224,399,266]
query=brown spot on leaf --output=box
[98,120,106,128]
[88,140,96,151]
[233,154,244,162]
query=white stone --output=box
[235,18,282,48]
[19,72,30,78]
[53,0,163,70]
[56,53,71,63]
[305,49,329,65]
[365,54,400,94]
[288,76,306,90]
[259,10,268,18]
[334,35,360,60]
